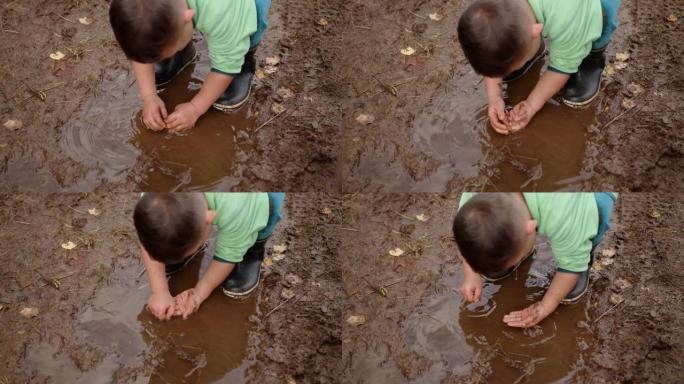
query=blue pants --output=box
[257,192,285,240]
[592,192,617,248]
[250,0,271,48]
[593,0,621,50]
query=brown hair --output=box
[452,193,527,275]
[133,193,205,263]
[457,0,529,77]
[109,0,182,63]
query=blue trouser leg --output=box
[257,192,285,241]
[590,192,618,266]
[250,0,272,48]
[593,0,622,50]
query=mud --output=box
[338,0,683,192]
[0,193,343,383]
[340,193,683,383]
[0,0,339,192]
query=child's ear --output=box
[205,210,217,224]
[531,23,543,38]
[184,9,195,23]
[525,219,537,235]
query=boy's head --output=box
[457,0,543,77]
[453,193,536,278]
[134,193,215,263]
[109,0,194,63]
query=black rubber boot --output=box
[561,269,590,304]
[561,47,606,107]
[503,40,547,83]
[212,47,257,112]
[222,239,266,299]
[155,42,198,91]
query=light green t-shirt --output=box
[188,0,257,75]
[527,0,603,74]
[458,193,599,273]
[204,192,269,263]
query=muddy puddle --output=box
[22,234,256,383]
[409,58,598,191]
[350,236,592,383]
[59,36,254,191]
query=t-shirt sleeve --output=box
[549,208,595,273]
[208,35,251,75]
[548,41,591,74]
[213,228,258,263]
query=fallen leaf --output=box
[264,65,278,74]
[321,207,332,215]
[317,18,329,26]
[614,278,632,290]
[87,207,101,216]
[61,241,77,250]
[346,314,366,326]
[265,56,281,66]
[255,68,266,79]
[273,244,287,254]
[649,210,661,218]
[603,64,616,75]
[355,113,375,125]
[614,61,628,70]
[263,257,273,266]
[284,273,303,286]
[400,47,416,56]
[415,213,429,222]
[621,98,636,109]
[667,13,678,22]
[4,119,23,130]
[20,307,39,318]
[615,52,630,62]
[626,82,644,96]
[601,248,616,258]
[609,293,624,305]
[600,257,615,266]
[592,263,604,272]
[0,143,7,149]
[273,253,286,261]
[428,13,443,21]
[281,288,295,300]
[285,376,297,384]
[276,87,295,100]
[78,16,92,25]
[389,248,404,257]
[271,103,286,114]
[49,51,66,60]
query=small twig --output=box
[594,300,624,323]
[13,221,31,225]
[265,293,300,317]
[395,212,415,221]
[1,29,19,34]
[254,110,286,133]
[338,227,360,232]
[68,206,87,214]
[56,14,76,23]
[408,10,426,19]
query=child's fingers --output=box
[160,103,168,119]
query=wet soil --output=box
[0,193,342,383]
[0,0,339,192]
[337,0,683,192]
[340,193,683,383]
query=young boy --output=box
[133,192,284,320]
[457,0,621,134]
[453,192,617,328]
[109,0,271,133]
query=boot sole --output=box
[156,51,199,93]
[222,271,260,299]
[212,86,252,112]
[561,74,603,108]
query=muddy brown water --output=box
[350,237,592,383]
[59,37,253,192]
[22,235,255,383]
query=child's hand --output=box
[503,301,552,328]
[142,94,168,131]
[459,273,483,303]
[174,288,203,319]
[488,98,510,134]
[165,102,201,133]
[507,101,534,133]
[147,291,175,321]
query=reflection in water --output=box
[402,237,592,383]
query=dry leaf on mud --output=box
[400,47,416,56]
[273,244,287,254]
[415,213,429,222]
[271,103,286,114]
[263,257,273,266]
[601,248,616,258]
[317,18,329,26]
[264,65,278,75]
[621,98,636,110]
[667,13,678,22]
[649,210,661,219]
[284,273,303,287]
[281,288,295,300]
[4,119,23,130]
[614,61,628,70]
[603,64,616,75]
[276,87,295,100]
[265,56,281,66]
[285,376,297,384]
[255,68,266,79]
[355,114,375,125]
[428,13,443,21]
[49,51,66,60]
[87,208,101,216]
[609,293,624,305]
[273,253,286,261]
[321,207,332,215]
[346,315,366,326]
[61,241,77,250]
[626,82,644,96]
[614,278,632,290]
[601,257,615,266]
[389,248,405,257]
[78,16,92,25]
[20,307,39,318]
[592,263,603,272]
[615,52,630,62]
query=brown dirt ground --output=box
[0,193,342,383]
[341,193,683,383]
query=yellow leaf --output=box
[61,241,76,250]
[428,13,443,21]
[273,244,287,253]
[281,288,295,300]
[49,51,65,60]
[255,68,266,79]
[87,208,101,216]
[264,257,273,266]
[400,47,416,56]
[667,14,677,22]
[317,18,329,26]
[346,314,366,326]
[415,213,429,222]
[78,16,92,25]
[355,114,375,125]
[389,248,404,257]
[615,52,630,62]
